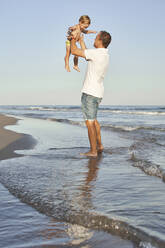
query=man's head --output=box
[79,15,91,29]
[94,31,111,48]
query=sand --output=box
[0,114,22,150]
[0,114,36,160]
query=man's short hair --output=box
[99,31,111,48]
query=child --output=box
[65,15,97,72]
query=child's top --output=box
[67,24,85,41]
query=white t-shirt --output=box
[81,48,109,98]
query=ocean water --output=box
[0,105,165,248]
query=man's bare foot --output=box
[80,151,98,158]
[97,144,104,153]
[73,65,80,72]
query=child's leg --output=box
[73,55,80,72]
[65,40,71,72]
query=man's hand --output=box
[79,34,84,42]
[79,34,86,50]
[70,39,86,58]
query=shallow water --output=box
[0,115,165,248]
[1,183,135,248]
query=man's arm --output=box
[79,34,86,50]
[70,38,86,58]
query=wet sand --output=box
[0,114,36,160]
[0,114,22,150]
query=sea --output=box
[0,105,165,248]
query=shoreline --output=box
[0,114,36,160]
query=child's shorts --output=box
[66,40,71,46]
[81,93,102,121]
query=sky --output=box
[0,0,165,105]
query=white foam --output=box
[102,110,165,116]
[139,241,157,248]
[29,107,56,111]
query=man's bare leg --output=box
[73,55,80,72]
[65,44,71,72]
[80,120,97,157]
[94,120,104,153]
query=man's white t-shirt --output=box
[81,48,109,98]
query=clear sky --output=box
[0,0,165,105]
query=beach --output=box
[0,114,36,161]
[0,106,165,248]
[0,114,22,150]
[0,114,135,248]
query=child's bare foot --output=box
[73,65,80,72]
[97,144,104,153]
[80,151,98,158]
[65,64,71,72]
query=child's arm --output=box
[82,29,97,34]
[67,25,79,40]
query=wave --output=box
[129,152,165,182]
[24,107,165,116]
[29,106,58,111]
[103,124,165,132]
[48,118,85,126]
[101,110,165,116]
[46,118,165,132]
[47,118,165,132]
[28,106,81,112]
[2,105,165,116]
[139,242,158,248]
[0,179,163,248]
[4,113,163,133]
[100,106,165,111]
[27,106,165,116]
[48,118,142,131]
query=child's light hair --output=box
[79,15,91,25]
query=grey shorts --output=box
[81,93,102,120]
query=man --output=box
[71,31,111,157]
